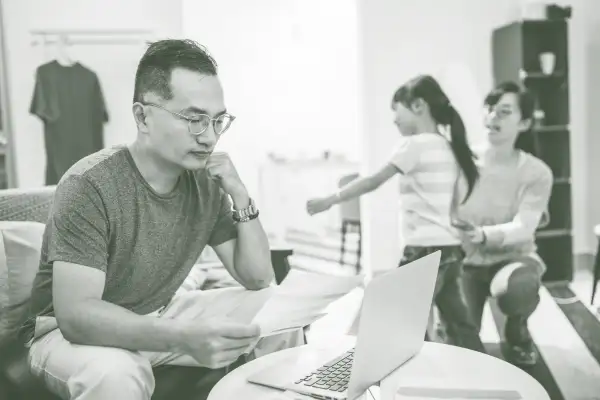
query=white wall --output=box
[182,0,360,200]
[2,0,183,188]
[357,0,524,274]
[583,1,600,253]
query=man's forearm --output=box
[59,298,184,352]
[231,193,274,290]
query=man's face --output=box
[145,68,226,170]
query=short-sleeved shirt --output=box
[30,61,109,185]
[389,133,460,246]
[20,146,237,342]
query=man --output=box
[20,39,301,399]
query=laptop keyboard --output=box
[294,348,355,392]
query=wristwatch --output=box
[232,198,260,223]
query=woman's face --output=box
[484,93,531,147]
[392,101,418,136]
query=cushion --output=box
[0,221,46,350]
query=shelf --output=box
[533,125,568,132]
[553,177,570,185]
[519,70,566,80]
[536,229,571,238]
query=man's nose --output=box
[195,125,218,147]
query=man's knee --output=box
[69,349,155,399]
[491,260,541,317]
[32,342,155,399]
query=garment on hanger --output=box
[29,60,109,185]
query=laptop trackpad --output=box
[247,348,335,391]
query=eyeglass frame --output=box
[141,102,236,136]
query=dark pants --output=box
[462,257,543,346]
[399,245,486,353]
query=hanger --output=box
[54,34,76,67]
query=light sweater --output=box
[454,150,553,267]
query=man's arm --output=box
[212,191,274,291]
[53,261,184,351]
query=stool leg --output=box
[340,221,348,267]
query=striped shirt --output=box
[389,133,461,246]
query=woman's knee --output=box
[491,260,541,316]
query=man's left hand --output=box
[206,152,248,203]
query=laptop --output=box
[247,251,441,400]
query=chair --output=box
[591,225,600,304]
[337,173,362,274]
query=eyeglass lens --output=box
[190,114,234,135]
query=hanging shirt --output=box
[29,61,109,185]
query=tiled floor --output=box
[285,229,600,400]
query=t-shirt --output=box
[30,61,109,185]
[454,150,553,268]
[20,145,237,342]
[389,133,460,246]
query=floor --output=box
[284,228,600,400]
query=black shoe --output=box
[504,340,538,366]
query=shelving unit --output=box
[492,19,573,282]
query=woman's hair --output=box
[392,75,479,202]
[483,81,538,155]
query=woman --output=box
[306,75,482,351]
[453,81,553,366]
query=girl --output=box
[306,75,483,351]
[453,81,553,366]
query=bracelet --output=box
[233,210,260,223]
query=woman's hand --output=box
[452,219,486,244]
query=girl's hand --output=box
[306,197,334,215]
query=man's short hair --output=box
[133,39,218,103]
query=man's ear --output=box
[132,103,149,132]
[518,117,532,132]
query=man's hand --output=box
[306,196,335,215]
[178,318,261,369]
[206,152,248,204]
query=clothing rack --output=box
[30,29,155,46]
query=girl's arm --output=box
[332,163,399,205]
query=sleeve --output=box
[482,162,553,246]
[388,136,421,174]
[208,189,238,247]
[29,68,52,121]
[48,175,109,271]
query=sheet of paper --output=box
[394,385,522,399]
[252,269,363,336]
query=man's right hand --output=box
[178,319,261,369]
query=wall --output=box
[357,0,524,273]
[2,0,183,188]
[583,1,600,253]
[182,0,360,201]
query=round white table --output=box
[208,337,549,400]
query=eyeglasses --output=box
[142,102,236,136]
